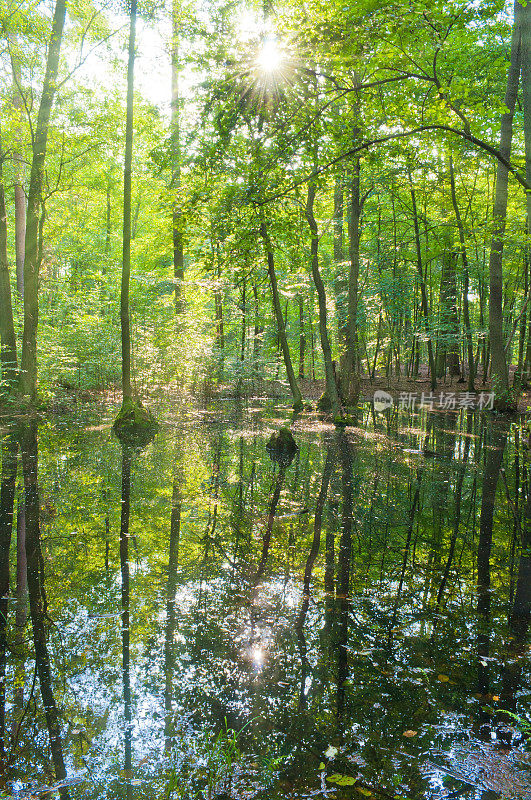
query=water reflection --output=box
[0,406,530,799]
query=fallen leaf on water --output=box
[327,774,357,786]
[319,762,325,770]
[438,674,450,682]
[357,788,373,796]
[403,730,417,738]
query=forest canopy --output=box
[1,0,531,416]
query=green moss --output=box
[316,392,332,412]
[113,398,158,448]
[266,427,298,467]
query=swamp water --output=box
[0,402,530,800]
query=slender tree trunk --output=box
[339,157,361,404]
[449,152,476,391]
[436,231,461,379]
[120,0,137,404]
[333,177,348,355]
[298,295,305,380]
[11,50,26,300]
[171,0,184,314]
[19,0,67,398]
[488,1,522,409]
[519,2,531,388]
[0,131,18,388]
[260,221,303,411]
[409,174,436,389]
[306,184,343,421]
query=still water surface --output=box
[1,402,530,799]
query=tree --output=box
[18,0,67,399]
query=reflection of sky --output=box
[9,411,531,799]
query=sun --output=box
[256,37,284,74]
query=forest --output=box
[1,0,531,416]
[1,0,531,799]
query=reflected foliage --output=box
[0,405,530,799]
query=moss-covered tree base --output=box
[266,427,298,467]
[316,392,332,412]
[113,397,158,448]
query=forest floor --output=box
[241,372,531,413]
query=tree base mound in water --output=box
[266,427,298,467]
[113,398,158,448]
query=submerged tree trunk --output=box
[0,130,18,388]
[260,221,303,411]
[306,184,343,422]
[19,0,67,399]
[488,1,522,409]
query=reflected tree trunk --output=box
[164,445,182,751]
[476,419,508,736]
[335,431,354,722]
[253,465,286,586]
[20,420,69,798]
[435,413,473,614]
[0,430,17,782]
[295,444,334,710]
[119,445,133,799]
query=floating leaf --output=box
[319,762,325,770]
[327,774,357,786]
[357,788,373,796]
[403,730,417,738]
[438,674,450,682]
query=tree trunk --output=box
[449,152,476,391]
[488,0,522,409]
[436,228,461,379]
[306,184,343,422]
[171,0,184,315]
[339,158,361,404]
[519,1,531,388]
[0,130,18,388]
[11,50,26,300]
[19,0,67,398]
[260,221,303,411]
[298,295,305,380]
[119,0,137,404]
[409,173,437,389]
